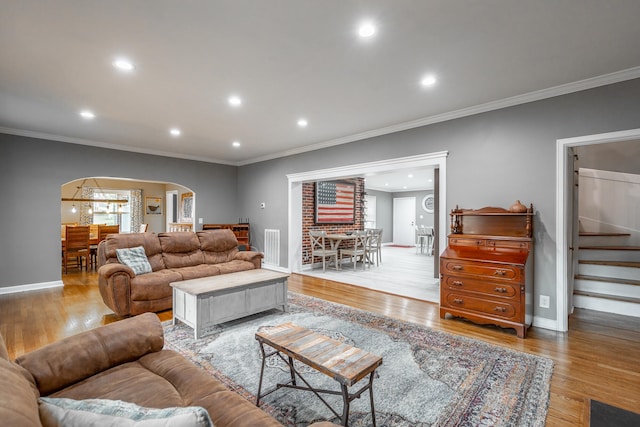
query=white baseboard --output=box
[262,265,289,274]
[532,316,558,331]
[0,280,63,295]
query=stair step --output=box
[579,260,640,268]
[575,274,640,287]
[573,290,640,304]
[579,246,640,251]
[579,232,631,237]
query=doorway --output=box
[556,128,640,332]
[287,152,448,274]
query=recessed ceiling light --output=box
[428,179,433,183]
[297,118,308,127]
[228,95,242,107]
[358,21,376,38]
[112,58,135,72]
[79,110,95,120]
[169,128,181,137]
[232,141,241,148]
[408,174,413,178]
[421,74,437,87]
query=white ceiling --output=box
[1,1,640,167]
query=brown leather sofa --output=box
[0,313,337,427]
[98,229,264,316]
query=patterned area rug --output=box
[163,293,553,426]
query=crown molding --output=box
[239,66,640,165]
[3,66,640,167]
[0,127,236,166]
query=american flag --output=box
[316,181,355,223]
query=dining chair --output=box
[415,225,430,254]
[139,223,148,232]
[62,225,90,274]
[340,230,369,271]
[90,224,120,269]
[309,230,339,272]
[366,228,383,266]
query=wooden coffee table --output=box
[171,269,289,339]
[255,322,383,426]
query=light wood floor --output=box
[1,270,639,426]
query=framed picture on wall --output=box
[146,197,163,215]
[315,180,355,224]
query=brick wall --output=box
[302,178,365,265]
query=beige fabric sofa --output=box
[0,313,337,427]
[98,229,263,317]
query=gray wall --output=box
[365,189,393,243]
[237,78,640,321]
[1,135,238,288]
[576,139,640,174]
[2,78,640,322]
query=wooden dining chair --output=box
[62,226,90,274]
[309,230,338,272]
[89,225,120,269]
[340,230,369,271]
[139,223,148,232]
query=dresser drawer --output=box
[448,237,485,247]
[442,275,520,298]
[444,292,520,320]
[487,240,530,250]
[441,259,521,281]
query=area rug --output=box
[163,293,553,426]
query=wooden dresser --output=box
[439,204,534,338]
[202,223,250,248]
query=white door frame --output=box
[555,128,640,332]
[287,152,448,273]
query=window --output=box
[91,189,131,232]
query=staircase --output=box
[574,232,640,317]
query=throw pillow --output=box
[116,246,152,275]
[38,397,214,427]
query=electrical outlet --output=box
[198,218,203,224]
[539,295,550,308]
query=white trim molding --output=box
[0,280,63,295]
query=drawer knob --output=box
[453,298,464,304]
[494,306,507,312]
[452,280,463,286]
[494,287,508,293]
[452,265,463,271]
[494,269,507,276]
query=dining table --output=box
[324,233,360,270]
[325,233,359,251]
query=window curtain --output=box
[79,186,93,225]
[130,189,143,233]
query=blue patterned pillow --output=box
[116,246,152,275]
[38,397,214,427]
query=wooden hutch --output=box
[202,223,250,248]
[439,202,534,338]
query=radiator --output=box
[264,229,280,266]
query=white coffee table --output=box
[171,269,289,339]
